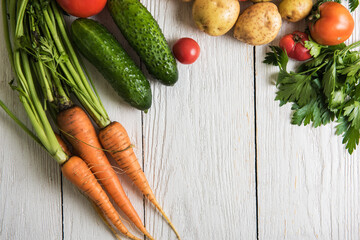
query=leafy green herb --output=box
[315,0,359,12]
[263,46,288,71]
[347,0,359,11]
[264,39,360,154]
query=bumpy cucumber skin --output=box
[108,0,178,86]
[71,18,152,110]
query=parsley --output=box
[264,39,360,154]
[348,0,359,11]
[315,0,359,11]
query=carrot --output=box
[61,156,141,240]
[56,132,130,240]
[1,1,147,239]
[57,106,153,240]
[55,133,72,157]
[99,121,181,239]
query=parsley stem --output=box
[299,62,327,75]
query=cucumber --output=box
[108,0,178,86]
[71,18,152,110]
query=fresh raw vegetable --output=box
[264,39,360,154]
[1,0,140,239]
[53,1,180,237]
[71,18,152,111]
[3,0,158,239]
[29,7,153,240]
[61,156,141,240]
[56,0,107,17]
[279,31,312,61]
[192,0,240,36]
[279,0,313,22]
[98,122,182,239]
[172,38,200,64]
[25,0,180,238]
[233,2,282,46]
[57,106,153,240]
[251,0,271,2]
[107,0,178,86]
[308,1,354,46]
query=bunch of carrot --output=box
[1,0,180,239]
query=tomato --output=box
[172,38,200,64]
[56,0,107,18]
[279,31,311,61]
[309,2,354,46]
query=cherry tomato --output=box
[279,31,311,61]
[172,38,200,64]
[309,2,354,46]
[56,0,107,18]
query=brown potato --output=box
[192,0,240,36]
[233,2,281,46]
[251,0,272,2]
[279,0,313,22]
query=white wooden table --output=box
[1,1,359,239]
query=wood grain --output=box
[256,4,360,239]
[141,0,257,239]
[1,1,360,240]
[0,6,62,240]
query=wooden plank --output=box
[256,4,360,239]
[0,6,62,240]
[142,0,257,239]
[61,10,146,240]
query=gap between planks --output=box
[253,46,260,240]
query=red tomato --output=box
[56,0,107,18]
[172,38,200,64]
[309,2,354,46]
[279,31,311,61]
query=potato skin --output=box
[233,2,282,46]
[192,0,240,36]
[279,0,313,22]
[251,0,272,2]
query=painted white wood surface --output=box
[256,2,360,239]
[0,1,359,240]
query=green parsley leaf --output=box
[265,38,360,154]
[304,53,329,69]
[291,97,334,127]
[276,70,317,107]
[322,60,336,99]
[348,0,359,12]
[344,101,360,129]
[339,62,360,77]
[305,40,323,58]
[336,116,360,154]
[263,46,288,71]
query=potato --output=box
[192,0,240,36]
[279,0,313,22]
[233,2,281,46]
[251,0,272,2]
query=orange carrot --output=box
[57,106,153,240]
[99,121,181,239]
[55,133,72,157]
[61,156,141,240]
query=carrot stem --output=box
[2,0,68,164]
[0,99,43,147]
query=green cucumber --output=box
[108,0,178,86]
[71,18,152,110]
